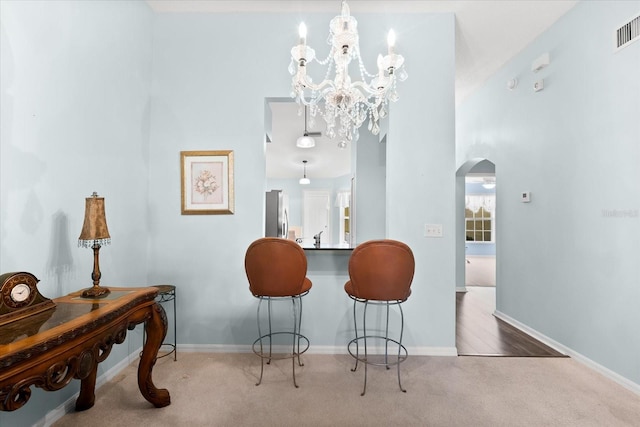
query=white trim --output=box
[495,310,640,395]
[456,286,468,293]
[179,344,458,357]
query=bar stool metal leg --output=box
[362,300,369,396]
[255,297,266,386]
[347,297,408,396]
[252,293,310,388]
[350,298,360,374]
[397,303,406,393]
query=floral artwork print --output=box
[181,150,234,214]
[194,169,219,198]
[191,162,223,204]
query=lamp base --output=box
[81,285,111,298]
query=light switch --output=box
[521,192,531,203]
[424,224,443,238]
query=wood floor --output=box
[456,286,566,357]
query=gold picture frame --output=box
[180,150,234,215]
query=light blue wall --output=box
[1,2,456,423]
[355,127,387,243]
[0,0,153,425]
[146,11,456,349]
[457,0,640,385]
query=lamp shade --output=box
[78,192,111,248]
[299,160,310,185]
[296,135,316,148]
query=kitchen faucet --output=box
[314,230,323,248]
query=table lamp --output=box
[78,192,111,298]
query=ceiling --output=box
[267,101,352,180]
[146,0,579,179]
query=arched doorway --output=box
[455,159,496,293]
[456,159,498,355]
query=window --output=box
[336,191,351,245]
[340,206,350,244]
[465,195,495,242]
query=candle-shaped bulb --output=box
[387,29,396,54]
[377,54,384,75]
[341,1,350,18]
[299,22,307,45]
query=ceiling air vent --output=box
[614,14,640,52]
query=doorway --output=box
[464,171,496,288]
[455,159,496,293]
[456,159,499,354]
[302,190,331,247]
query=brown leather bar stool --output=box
[244,237,312,387]
[344,239,415,395]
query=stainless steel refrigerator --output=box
[265,190,289,238]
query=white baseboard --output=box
[179,343,458,357]
[494,310,640,395]
[456,286,468,293]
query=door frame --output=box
[455,158,496,293]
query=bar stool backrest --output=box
[245,237,308,297]
[348,239,415,301]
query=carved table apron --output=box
[0,287,171,412]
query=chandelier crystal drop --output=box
[289,0,407,148]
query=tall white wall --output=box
[0,1,153,425]
[457,0,640,386]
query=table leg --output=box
[75,365,97,411]
[138,302,171,407]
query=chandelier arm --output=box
[350,80,392,99]
[295,90,329,108]
[295,75,337,94]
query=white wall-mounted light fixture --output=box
[299,160,311,185]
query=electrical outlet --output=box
[533,79,544,92]
[424,224,443,238]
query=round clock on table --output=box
[10,282,32,304]
[0,272,56,326]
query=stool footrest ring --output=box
[347,335,408,367]
[252,332,310,360]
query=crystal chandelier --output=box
[289,0,407,149]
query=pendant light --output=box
[482,178,496,189]
[299,160,311,185]
[296,106,316,148]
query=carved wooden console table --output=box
[0,287,171,412]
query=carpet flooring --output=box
[53,352,640,426]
